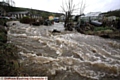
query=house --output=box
[49,16,54,20]
[86,12,101,20]
[107,16,117,21]
[8,11,30,19]
[60,15,65,21]
[0,1,10,6]
[8,11,42,19]
[80,12,103,22]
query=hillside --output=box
[0,4,63,18]
[102,9,120,17]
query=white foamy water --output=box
[7,21,120,80]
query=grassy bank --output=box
[85,27,120,39]
[0,21,23,76]
[0,43,21,76]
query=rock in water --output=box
[52,29,61,33]
[32,22,40,26]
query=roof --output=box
[8,11,29,14]
[8,11,41,17]
[86,12,101,17]
[0,1,9,6]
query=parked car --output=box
[0,16,10,20]
[10,16,16,20]
[54,19,59,23]
[90,20,102,26]
[3,16,10,20]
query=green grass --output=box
[94,27,112,31]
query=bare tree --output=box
[60,0,86,31]
[61,0,77,28]
[79,0,86,15]
[78,0,86,23]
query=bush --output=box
[104,30,113,33]
[20,17,35,24]
[0,19,8,25]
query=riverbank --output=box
[0,24,23,76]
[84,27,120,40]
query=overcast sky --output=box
[1,0,120,14]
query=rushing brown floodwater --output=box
[7,21,120,80]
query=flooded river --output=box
[7,21,120,80]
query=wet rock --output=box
[100,34,110,38]
[52,29,61,33]
[32,22,40,26]
[91,49,97,53]
[13,23,16,25]
[75,27,85,34]
[64,23,73,31]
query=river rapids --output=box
[7,21,120,80]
